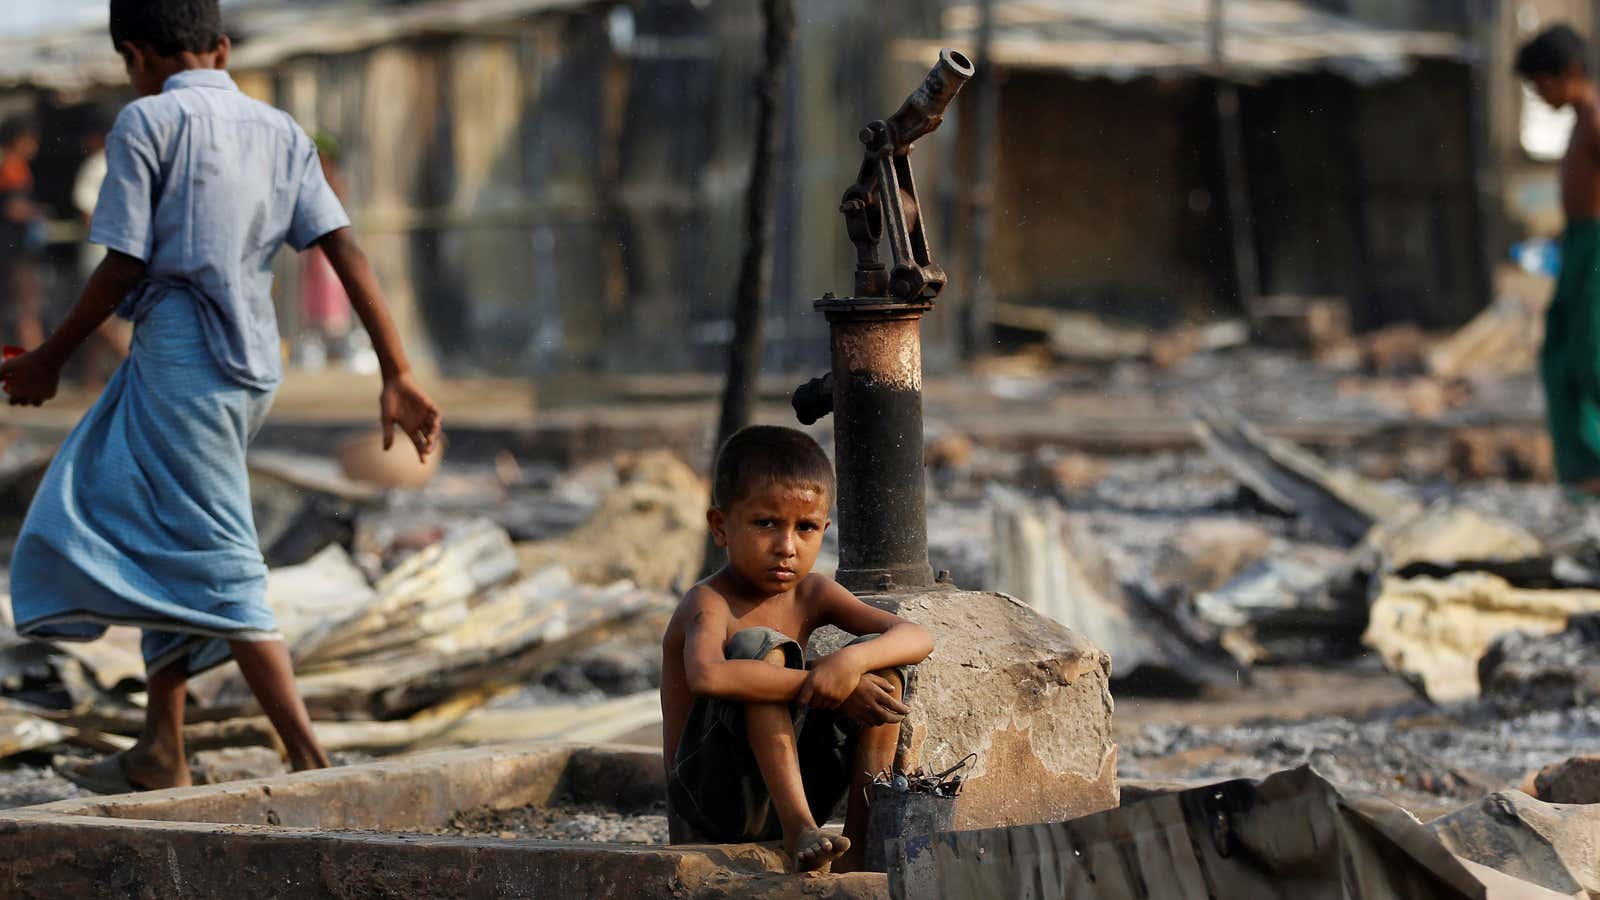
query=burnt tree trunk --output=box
[700,0,796,576]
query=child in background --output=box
[2,0,441,793]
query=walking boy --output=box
[3,0,440,793]
[660,426,933,873]
[1518,25,1600,491]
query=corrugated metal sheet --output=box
[0,0,604,93]
[895,0,1467,83]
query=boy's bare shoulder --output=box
[666,580,734,636]
[795,572,852,615]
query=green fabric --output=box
[1542,220,1600,484]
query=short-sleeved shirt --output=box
[91,69,350,389]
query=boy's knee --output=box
[871,667,904,695]
[724,627,802,668]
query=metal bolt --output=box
[877,573,894,591]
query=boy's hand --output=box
[0,351,61,407]
[838,672,909,727]
[380,372,442,461]
[796,655,862,709]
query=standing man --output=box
[1519,25,1600,492]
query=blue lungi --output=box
[10,291,279,677]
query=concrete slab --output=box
[0,742,886,899]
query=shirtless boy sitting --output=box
[660,425,934,873]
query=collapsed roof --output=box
[896,0,1467,83]
[0,0,602,95]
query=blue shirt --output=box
[91,69,350,389]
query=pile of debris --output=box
[0,448,709,793]
[948,396,1600,741]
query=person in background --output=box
[72,114,132,383]
[295,132,356,371]
[1518,25,1600,494]
[0,118,46,349]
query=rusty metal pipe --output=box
[801,49,971,593]
[884,49,976,151]
[826,308,932,591]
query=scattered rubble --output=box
[1431,789,1600,898]
[0,329,1594,897]
[1192,402,1415,544]
[1426,290,1546,382]
[441,803,668,844]
[1249,296,1351,359]
[514,450,707,594]
[0,453,681,793]
[986,487,1232,692]
[190,747,287,785]
[989,301,1248,368]
[1479,613,1600,714]
[1533,755,1600,805]
[1151,519,1272,595]
[1364,573,1600,704]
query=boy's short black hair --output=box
[1516,25,1589,78]
[109,0,223,57]
[712,426,835,509]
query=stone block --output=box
[0,743,886,899]
[816,587,1117,830]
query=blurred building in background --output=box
[0,0,1585,378]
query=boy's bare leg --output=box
[229,639,330,771]
[835,668,904,874]
[746,647,850,872]
[121,661,192,789]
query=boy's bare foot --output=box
[122,747,191,789]
[54,748,190,795]
[786,827,850,873]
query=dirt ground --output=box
[440,803,668,844]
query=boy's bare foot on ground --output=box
[786,827,850,873]
[122,743,193,789]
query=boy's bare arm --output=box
[316,227,442,460]
[0,251,145,406]
[797,580,932,709]
[681,590,809,703]
[1579,99,1600,154]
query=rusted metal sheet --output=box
[890,767,1580,899]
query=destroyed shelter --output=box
[903,0,1488,336]
[0,0,1555,380]
[0,0,953,379]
